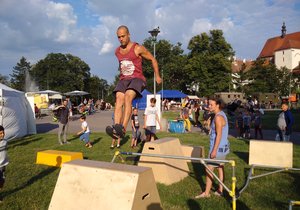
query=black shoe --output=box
[106,126,119,139]
[114,124,125,138]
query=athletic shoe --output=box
[106,126,119,139]
[114,124,126,138]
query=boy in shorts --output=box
[77,116,92,148]
[0,125,9,202]
[143,98,162,141]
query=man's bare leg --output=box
[114,92,125,124]
[122,89,137,130]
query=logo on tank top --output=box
[120,60,135,76]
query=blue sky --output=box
[0,0,299,84]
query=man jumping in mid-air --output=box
[106,25,162,139]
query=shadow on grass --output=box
[92,137,102,146]
[120,135,130,146]
[233,151,249,164]
[36,123,58,133]
[2,167,57,197]
[236,199,251,210]
[8,136,43,149]
[191,162,206,192]
[187,199,201,209]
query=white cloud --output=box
[99,41,114,55]
[0,0,299,83]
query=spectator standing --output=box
[195,98,229,198]
[144,98,161,141]
[253,110,263,139]
[0,125,9,202]
[181,103,191,132]
[54,99,70,145]
[131,108,141,148]
[235,112,244,139]
[276,103,294,141]
[242,110,251,139]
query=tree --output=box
[31,53,91,93]
[142,39,188,92]
[0,74,10,86]
[243,59,292,96]
[10,57,31,91]
[186,30,234,96]
[88,75,110,100]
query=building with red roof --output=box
[258,22,300,73]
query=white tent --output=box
[0,83,36,140]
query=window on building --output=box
[228,95,230,98]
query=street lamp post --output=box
[148,27,160,95]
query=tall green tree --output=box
[31,53,91,93]
[10,57,31,91]
[88,75,110,100]
[186,30,234,96]
[142,39,188,92]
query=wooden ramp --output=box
[49,159,162,210]
[249,140,293,168]
[138,137,190,185]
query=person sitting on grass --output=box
[77,115,92,148]
[0,125,9,202]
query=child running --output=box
[0,125,9,202]
[77,115,93,148]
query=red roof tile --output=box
[231,59,253,73]
[258,31,300,58]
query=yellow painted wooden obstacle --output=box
[36,150,83,167]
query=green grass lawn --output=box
[1,131,300,210]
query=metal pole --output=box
[162,68,164,113]
[153,41,156,96]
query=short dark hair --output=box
[0,125,4,132]
[150,98,156,103]
[209,97,225,110]
[281,102,289,106]
[80,115,86,120]
[117,25,129,33]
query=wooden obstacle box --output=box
[36,150,83,167]
[138,137,190,185]
[49,159,162,210]
[181,145,205,162]
[249,140,293,168]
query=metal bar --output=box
[117,151,237,210]
[120,151,232,164]
[119,151,233,193]
[289,200,300,210]
[250,169,286,180]
[201,160,231,193]
[252,164,300,171]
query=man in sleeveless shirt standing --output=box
[106,25,162,139]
